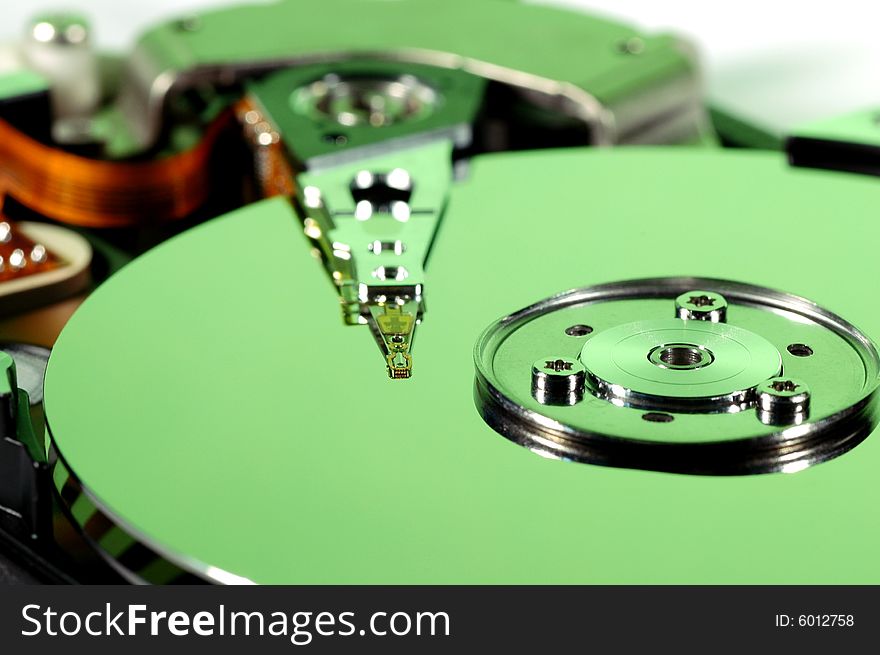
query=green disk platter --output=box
[44,147,880,583]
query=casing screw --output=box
[675,290,728,323]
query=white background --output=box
[1,0,877,133]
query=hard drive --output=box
[0,0,877,584]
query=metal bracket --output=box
[296,140,451,378]
[109,0,708,152]
[0,352,51,543]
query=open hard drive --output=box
[0,0,878,584]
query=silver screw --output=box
[675,290,728,323]
[531,357,586,406]
[756,377,810,426]
[617,37,645,55]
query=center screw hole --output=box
[659,346,704,367]
[649,343,713,371]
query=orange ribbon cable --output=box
[234,97,297,199]
[0,111,232,228]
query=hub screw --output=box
[675,290,728,323]
[531,357,586,406]
[756,377,810,425]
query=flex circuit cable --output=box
[0,111,233,228]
